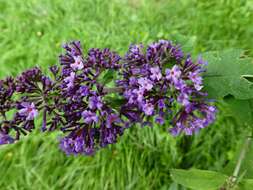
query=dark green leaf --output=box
[97,69,116,86]
[223,95,253,125]
[104,95,126,109]
[203,49,253,99]
[170,169,228,190]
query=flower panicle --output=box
[0,40,216,156]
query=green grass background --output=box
[0,0,253,189]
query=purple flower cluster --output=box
[117,40,216,135]
[0,40,216,156]
[0,78,15,144]
[58,41,125,155]
[0,67,55,142]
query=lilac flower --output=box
[150,66,162,81]
[173,79,186,90]
[70,56,84,70]
[74,136,85,153]
[59,128,95,155]
[57,41,126,155]
[155,115,164,125]
[165,65,181,82]
[177,92,190,106]
[146,40,184,63]
[118,40,216,135]
[64,72,75,89]
[143,103,154,116]
[18,102,38,121]
[157,99,166,109]
[0,77,15,114]
[106,114,121,128]
[0,39,217,157]
[129,77,138,86]
[138,77,153,91]
[88,96,103,110]
[0,132,14,145]
[78,86,90,96]
[100,123,124,147]
[82,110,98,124]
[133,89,144,103]
[49,65,59,76]
[188,71,203,91]
[125,44,145,64]
[87,48,121,69]
[16,67,43,93]
[171,103,217,135]
[169,126,181,136]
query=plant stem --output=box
[231,134,252,183]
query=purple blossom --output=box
[157,99,166,109]
[138,77,153,91]
[0,132,14,145]
[118,40,216,136]
[70,55,84,70]
[64,72,75,89]
[173,79,186,90]
[18,102,38,121]
[155,115,164,125]
[87,48,121,69]
[134,89,144,103]
[78,86,90,96]
[82,110,99,124]
[177,92,190,106]
[150,66,162,81]
[106,114,121,128]
[188,71,203,91]
[125,44,145,64]
[129,77,138,85]
[88,96,103,110]
[143,103,154,116]
[165,65,181,83]
[57,41,125,155]
[169,126,181,136]
[59,128,95,155]
[171,103,217,135]
[0,39,217,157]
[16,67,43,93]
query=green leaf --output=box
[203,49,253,99]
[97,69,116,87]
[170,169,228,190]
[104,95,126,109]
[223,95,253,125]
[238,179,253,190]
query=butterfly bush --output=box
[117,40,216,135]
[0,40,216,156]
[58,42,125,155]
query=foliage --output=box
[170,169,228,190]
[203,49,253,99]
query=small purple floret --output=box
[0,132,14,145]
[18,102,38,121]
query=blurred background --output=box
[0,0,253,189]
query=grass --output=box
[0,0,252,189]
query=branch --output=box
[232,135,252,182]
